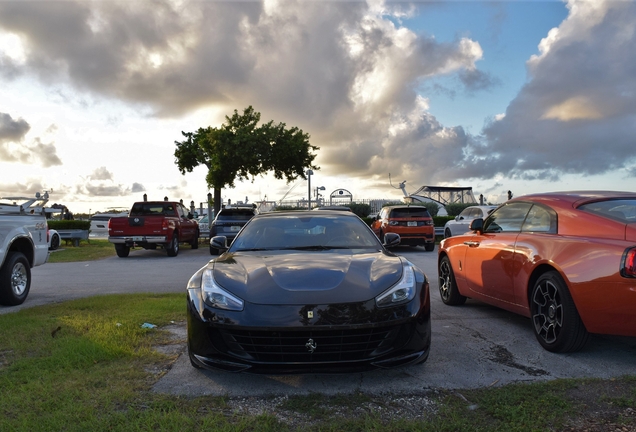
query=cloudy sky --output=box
[1,0,634,213]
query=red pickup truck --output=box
[108,201,199,257]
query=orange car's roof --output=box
[511,191,636,209]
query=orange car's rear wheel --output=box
[531,271,589,353]
[438,256,466,305]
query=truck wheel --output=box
[191,231,199,249]
[0,252,31,306]
[115,244,130,258]
[167,234,179,257]
[425,243,435,252]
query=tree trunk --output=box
[214,187,222,216]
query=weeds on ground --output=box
[1,294,635,431]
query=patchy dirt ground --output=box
[151,323,636,431]
[561,380,636,431]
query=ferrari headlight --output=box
[375,264,416,308]
[188,268,244,311]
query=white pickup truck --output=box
[0,192,50,306]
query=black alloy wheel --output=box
[438,256,466,305]
[530,271,589,353]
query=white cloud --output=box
[0,112,29,143]
[475,0,636,181]
[4,0,628,210]
[0,0,491,206]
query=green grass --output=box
[48,239,205,263]
[1,294,634,431]
[33,237,636,430]
[48,239,117,262]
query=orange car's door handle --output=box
[463,241,480,247]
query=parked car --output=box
[209,205,258,255]
[89,210,128,237]
[0,192,50,306]
[197,215,210,236]
[48,228,60,251]
[108,200,199,257]
[188,210,431,373]
[438,191,636,353]
[371,205,435,251]
[443,205,497,238]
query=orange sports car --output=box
[438,191,636,353]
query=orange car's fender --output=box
[514,234,635,334]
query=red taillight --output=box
[621,247,636,278]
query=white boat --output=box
[89,210,128,237]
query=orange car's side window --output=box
[484,202,533,233]
[522,205,557,234]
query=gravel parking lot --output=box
[4,245,635,398]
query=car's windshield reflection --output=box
[229,215,380,252]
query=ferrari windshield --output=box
[229,214,381,251]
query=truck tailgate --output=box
[109,216,167,236]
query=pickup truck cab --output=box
[108,201,199,257]
[0,192,50,306]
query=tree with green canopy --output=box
[174,106,319,215]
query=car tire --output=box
[424,243,435,252]
[378,229,385,243]
[444,228,452,238]
[115,244,130,258]
[0,252,31,306]
[530,271,589,353]
[167,233,179,257]
[191,231,199,250]
[50,233,60,251]
[438,255,466,306]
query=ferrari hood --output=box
[211,250,404,305]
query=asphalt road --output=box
[3,245,635,397]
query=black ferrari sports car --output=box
[186,210,431,374]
